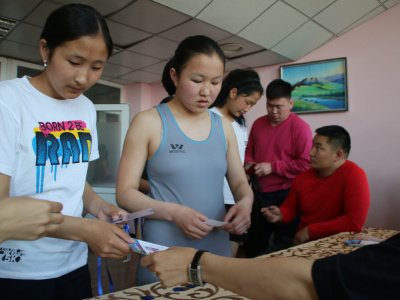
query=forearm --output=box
[47,214,133,258]
[201,254,318,300]
[308,215,365,240]
[231,180,253,205]
[116,188,180,222]
[47,215,86,241]
[272,157,310,179]
[82,182,108,218]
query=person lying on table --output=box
[141,232,400,300]
[264,125,370,246]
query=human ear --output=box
[229,88,238,100]
[39,39,49,64]
[334,150,344,162]
[288,98,294,109]
[170,68,179,87]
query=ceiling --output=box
[0,0,399,85]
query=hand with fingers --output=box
[253,162,272,177]
[171,205,213,240]
[222,198,252,235]
[81,218,134,259]
[0,197,64,243]
[141,247,197,287]
[261,205,282,223]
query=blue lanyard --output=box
[97,257,114,295]
[97,224,130,295]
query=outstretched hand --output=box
[141,247,197,287]
[96,202,130,230]
[171,205,213,240]
[82,218,134,259]
[222,198,252,235]
[261,205,282,223]
[97,201,126,222]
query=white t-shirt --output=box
[0,76,99,279]
[209,107,248,205]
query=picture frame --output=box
[280,57,348,114]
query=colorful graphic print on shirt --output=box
[33,120,92,193]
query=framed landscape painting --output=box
[280,57,348,114]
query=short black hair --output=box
[266,79,293,100]
[315,125,351,156]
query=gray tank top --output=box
[137,103,231,285]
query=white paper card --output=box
[128,238,169,255]
[204,219,228,227]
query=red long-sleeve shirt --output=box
[245,113,312,192]
[280,160,370,240]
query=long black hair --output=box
[41,4,113,59]
[210,69,263,126]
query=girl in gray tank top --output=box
[117,36,254,286]
[136,104,231,284]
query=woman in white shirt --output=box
[209,69,263,256]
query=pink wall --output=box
[124,4,400,230]
[250,4,400,230]
[124,83,165,122]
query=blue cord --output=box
[97,257,115,295]
[97,223,132,295]
[97,257,103,295]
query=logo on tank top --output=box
[169,144,186,153]
[0,247,24,263]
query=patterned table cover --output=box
[87,227,399,300]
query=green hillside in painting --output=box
[292,81,345,99]
[292,99,327,111]
[290,76,346,112]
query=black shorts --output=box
[0,264,93,300]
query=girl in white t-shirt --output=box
[209,69,263,256]
[0,4,133,299]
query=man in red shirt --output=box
[244,79,312,257]
[264,125,370,245]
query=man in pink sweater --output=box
[244,79,312,257]
[264,125,370,245]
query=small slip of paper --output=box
[345,239,380,247]
[204,219,228,227]
[110,208,154,224]
[128,238,169,255]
